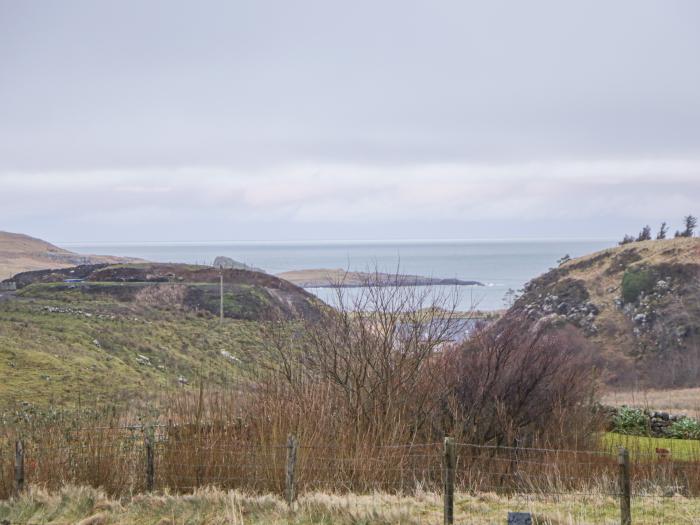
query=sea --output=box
[63,239,614,311]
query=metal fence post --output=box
[618,447,631,525]
[443,436,455,525]
[286,434,298,509]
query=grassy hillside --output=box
[509,237,700,387]
[0,230,142,280]
[0,263,323,408]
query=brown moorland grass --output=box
[0,231,142,281]
[2,386,700,504]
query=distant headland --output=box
[276,268,483,288]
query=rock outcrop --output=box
[212,256,264,273]
[507,238,700,387]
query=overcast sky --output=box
[1,1,699,242]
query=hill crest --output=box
[0,261,324,407]
[0,231,143,280]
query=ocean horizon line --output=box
[58,237,618,247]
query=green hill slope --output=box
[508,238,700,387]
[0,263,323,407]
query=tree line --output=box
[620,215,697,245]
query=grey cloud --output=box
[1,0,699,171]
[1,161,698,241]
[1,1,699,241]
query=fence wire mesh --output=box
[0,426,698,524]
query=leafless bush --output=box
[247,272,600,452]
[247,268,466,444]
[440,318,600,449]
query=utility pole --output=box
[219,269,224,323]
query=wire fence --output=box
[1,425,698,524]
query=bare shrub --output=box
[247,268,466,445]
[440,319,600,449]
[244,272,601,454]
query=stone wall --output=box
[606,405,695,438]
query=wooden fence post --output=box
[145,428,155,492]
[14,440,24,496]
[618,447,631,525]
[286,434,298,509]
[443,436,455,525]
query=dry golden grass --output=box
[0,230,142,280]
[556,237,700,339]
[603,387,700,418]
[1,485,699,524]
[564,237,700,270]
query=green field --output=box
[602,432,700,460]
